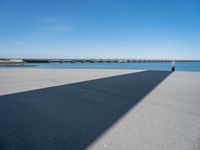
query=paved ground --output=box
[0,69,200,150]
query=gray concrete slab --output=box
[0,69,136,96]
[0,69,200,150]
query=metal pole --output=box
[171,61,175,71]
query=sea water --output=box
[1,62,200,72]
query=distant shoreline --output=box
[0,62,24,66]
[1,58,200,64]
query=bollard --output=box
[171,61,175,71]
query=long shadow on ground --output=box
[0,70,171,150]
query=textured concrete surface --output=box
[0,69,200,150]
[0,69,136,96]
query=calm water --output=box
[1,62,200,72]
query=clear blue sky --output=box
[0,0,200,58]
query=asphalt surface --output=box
[0,69,200,150]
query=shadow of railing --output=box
[0,70,171,150]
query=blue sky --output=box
[0,0,200,58]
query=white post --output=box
[172,61,175,71]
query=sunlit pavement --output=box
[0,69,200,150]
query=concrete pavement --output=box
[0,69,200,150]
